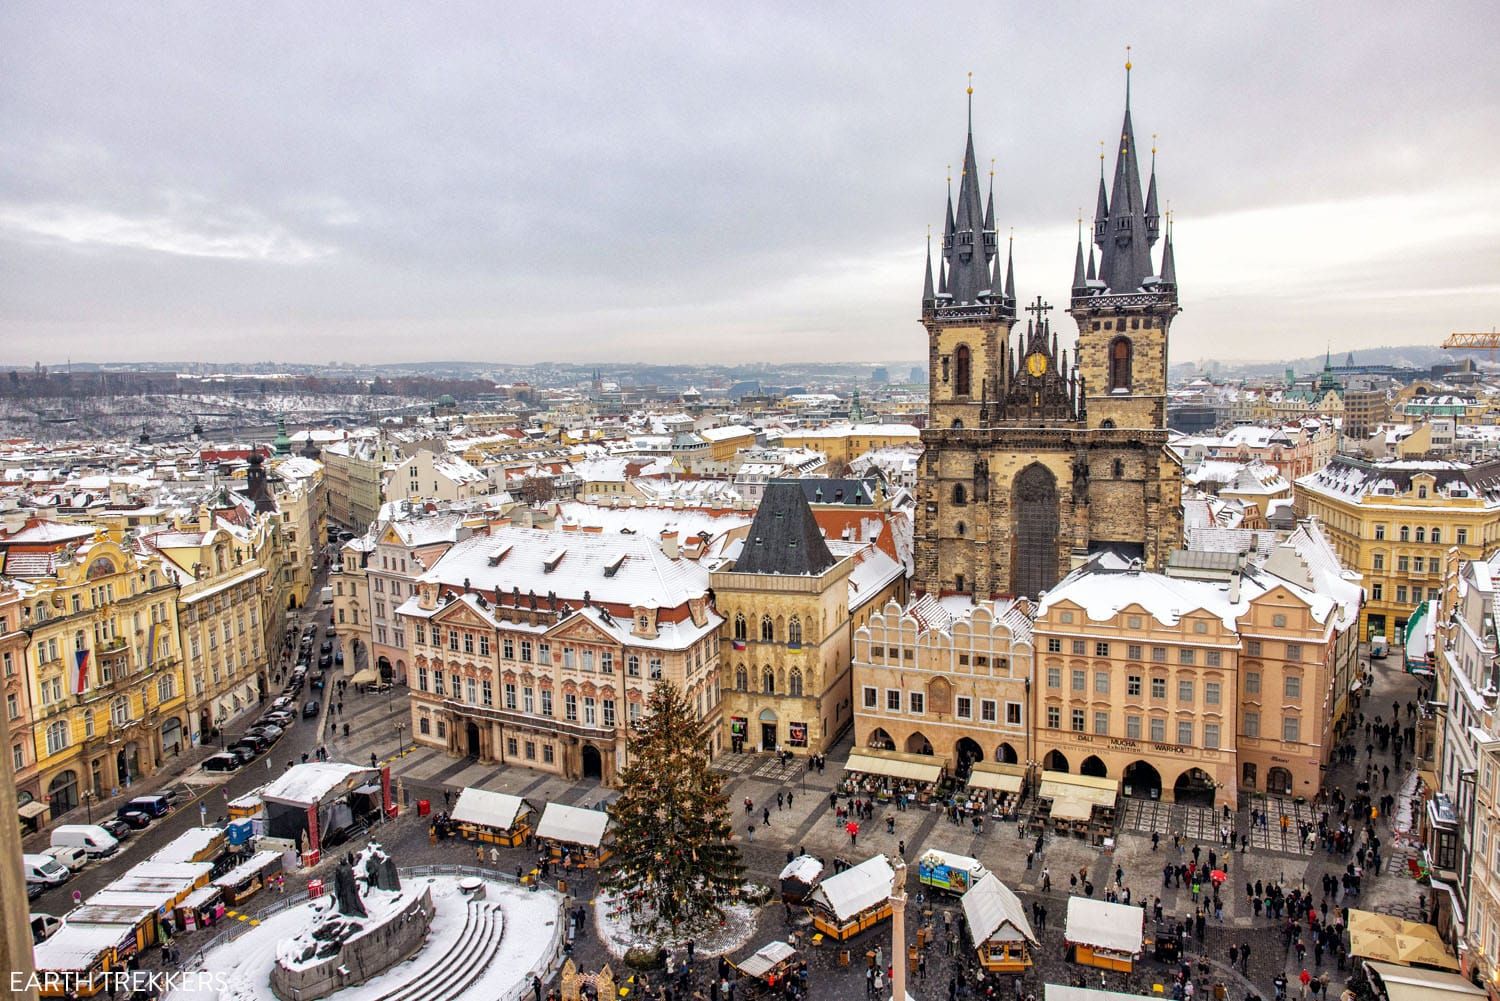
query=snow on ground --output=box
[593,891,759,960]
[177,876,562,1001]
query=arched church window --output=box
[956,522,966,537]
[760,615,774,642]
[952,483,966,506]
[1113,459,1124,478]
[1100,419,1116,429]
[954,345,971,396]
[954,573,966,593]
[952,420,964,430]
[1109,337,1132,391]
[733,614,746,641]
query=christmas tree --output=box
[602,681,745,938]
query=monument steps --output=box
[371,900,504,1001]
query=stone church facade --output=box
[914,80,1183,600]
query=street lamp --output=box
[215,714,227,750]
[395,722,407,757]
[82,790,94,825]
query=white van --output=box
[51,823,120,859]
[22,854,70,887]
[319,586,333,606]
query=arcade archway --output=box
[1123,760,1162,799]
[1080,755,1108,778]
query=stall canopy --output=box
[1038,772,1119,807]
[962,873,1037,945]
[1348,910,1460,971]
[737,940,797,979]
[535,803,612,848]
[350,668,380,685]
[18,800,48,819]
[150,827,226,864]
[807,855,894,923]
[1065,897,1143,955]
[261,762,371,806]
[1366,961,1486,1001]
[33,922,134,972]
[211,851,283,890]
[451,788,530,831]
[844,747,947,784]
[967,761,1026,793]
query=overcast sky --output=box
[3,3,1498,368]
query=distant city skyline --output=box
[3,4,1497,365]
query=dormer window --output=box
[1418,485,1428,499]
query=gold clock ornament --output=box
[1026,352,1048,377]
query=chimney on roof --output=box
[660,529,679,559]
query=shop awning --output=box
[1366,960,1485,1001]
[967,761,1025,793]
[1038,771,1119,808]
[1049,797,1094,822]
[18,800,48,819]
[844,748,946,784]
[1348,909,1460,970]
[350,668,380,685]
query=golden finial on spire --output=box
[966,71,973,96]
[990,157,995,178]
[1152,132,1158,155]
[1125,44,1132,72]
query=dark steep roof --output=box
[735,480,837,576]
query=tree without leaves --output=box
[519,475,554,505]
[602,681,745,939]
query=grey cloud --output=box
[2,2,1498,365]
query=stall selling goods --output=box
[779,854,823,904]
[961,873,1037,973]
[535,802,613,867]
[1064,896,1143,972]
[806,854,895,941]
[450,788,534,847]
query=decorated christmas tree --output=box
[602,681,745,938]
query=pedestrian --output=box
[747,822,755,841]
[762,806,770,826]
[776,792,784,810]
[1042,868,1051,892]
[1241,943,1251,972]
[787,791,794,809]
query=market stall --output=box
[32,921,134,997]
[842,747,948,806]
[1037,772,1119,843]
[780,854,823,904]
[734,940,800,990]
[227,787,265,821]
[964,761,1027,820]
[211,850,284,905]
[535,802,613,867]
[961,873,1037,973]
[61,905,160,959]
[1064,897,1143,972]
[806,854,895,941]
[150,826,228,865]
[450,788,534,846]
[173,884,226,933]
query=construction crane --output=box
[1441,329,1500,367]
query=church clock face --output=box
[1026,352,1048,377]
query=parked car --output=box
[335,651,344,666]
[236,731,273,751]
[227,744,258,765]
[22,854,71,887]
[249,722,285,741]
[115,808,151,830]
[272,695,295,711]
[261,711,295,728]
[100,818,135,841]
[51,824,120,859]
[31,913,62,944]
[124,795,171,819]
[203,752,244,773]
[320,639,333,655]
[302,700,321,718]
[318,653,332,669]
[42,844,89,871]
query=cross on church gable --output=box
[1025,296,1052,325]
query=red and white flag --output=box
[73,649,91,695]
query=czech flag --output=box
[74,649,91,695]
[731,639,746,651]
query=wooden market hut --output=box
[535,802,614,867]
[961,873,1038,973]
[450,788,534,847]
[1064,897,1143,972]
[806,854,895,941]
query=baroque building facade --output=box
[914,77,1182,601]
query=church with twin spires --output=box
[914,67,1184,600]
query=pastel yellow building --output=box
[1296,456,1500,643]
[774,424,921,470]
[10,533,186,815]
